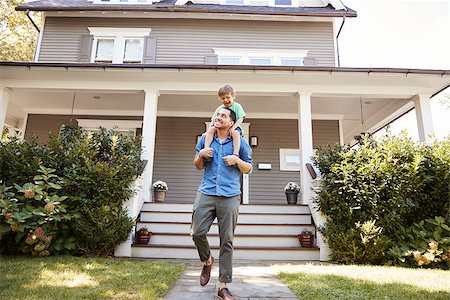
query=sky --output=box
[338,0,450,140]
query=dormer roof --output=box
[16,0,357,17]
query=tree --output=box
[0,0,41,62]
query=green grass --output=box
[0,256,185,299]
[277,263,450,300]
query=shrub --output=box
[0,166,78,255]
[0,125,142,256]
[387,216,450,269]
[313,133,450,265]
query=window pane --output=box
[250,58,272,65]
[219,57,241,65]
[281,59,302,66]
[95,39,114,62]
[226,0,244,4]
[123,39,143,62]
[275,0,291,5]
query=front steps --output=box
[131,202,319,261]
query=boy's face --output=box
[219,92,235,108]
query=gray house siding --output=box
[39,17,336,66]
[25,115,339,204]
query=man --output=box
[192,107,252,300]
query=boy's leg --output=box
[191,192,216,262]
[204,127,217,149]
[231,130,241,156]
[216,195,240,284]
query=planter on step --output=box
[153,190,166,202]
[285,191,299,205]
[136,228,152,244]
[298,233,315,248]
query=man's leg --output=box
[191,192,216,262]
[216,195,240,284]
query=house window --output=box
[219,0,249,5]
[76,119,143,137]
[275,0,291,5]
[88,28,151,64]
[219,57,241,65]
[279,149,301,171]
[281,58,302,66]
[92,0,155,3]
[249,58,272,65]
[226,0,244,4]
[269,0,299,7]
[213,48,308,66]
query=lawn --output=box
[277,263,450,300]
[0,256,185,299]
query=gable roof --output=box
[16,0,357,17]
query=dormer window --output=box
[91,0,156,4]
[88,28,151,63]
[220,0,250,5]
[274,0,291,5]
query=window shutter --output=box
[205,54,218,65]
[303,57,316,66]
[143,36,157,64]
[79,35,94,62]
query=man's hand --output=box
[223,155,238,166]
[199,147,214,158]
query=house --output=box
[1,0,449,260]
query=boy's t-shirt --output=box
[211,102,246,122]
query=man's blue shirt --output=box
[196,135,253,197]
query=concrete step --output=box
[148,233,305,247]
[131,244,320,260]
[140,211,312,224]
[141,202,310,214]
[137,222,314,235]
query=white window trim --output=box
[88,27,151,64]
[77,119,143,136]
[280,148,301,171]
[269,0,299,7]
[214,48,308,66]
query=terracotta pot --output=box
[136,231,152,244]
[153,190,167,202]
[285,191,299,205]
[298,234,315,248]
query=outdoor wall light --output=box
[250,136,258,147]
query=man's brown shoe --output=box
[218,287,235,300]
[199,256,214,286]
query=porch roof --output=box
[1,62,449,143]
[16,0,357,17]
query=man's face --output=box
[214,109,234,129]
[219,92,235,108]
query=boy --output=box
[203,85,246,157]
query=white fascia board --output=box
[34,13,46,62]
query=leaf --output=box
[48,182,62,189]
[0,225,11,234]
[15,231,25,243]
[441,224,450,232]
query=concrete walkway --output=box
[163,259,299,300]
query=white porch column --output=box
[297,92,330,261]
[0,87,11,136]
[142,89,160,202]
[413,94,434,143]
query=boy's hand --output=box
[199,147,214,158]
[201,131,207,137]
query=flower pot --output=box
[298,234,315,248]
[153,190,166,202]
[285,191,299,205]
[136,231,152,244]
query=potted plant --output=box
[284,181,301,205]
[152,180,168,202]
[136,227,152,244]
[298,228,315,248]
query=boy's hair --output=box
[224,107,237,122]
[218,85,235,97]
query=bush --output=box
[0,125,142,256]
[314,133,450,266]
[387,216,450,269]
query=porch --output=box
[1,62,446,260]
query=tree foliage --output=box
[0,0,41,62]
